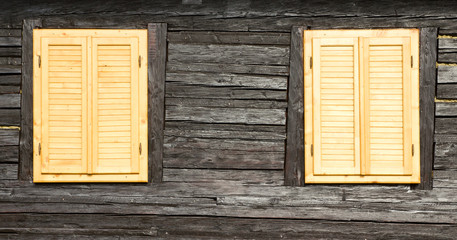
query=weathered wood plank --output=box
[285,26,305,186]
[0,65,20,74]
[435,142,457,170]
[2,214,456,240]
[0,86,20,94]
[166,84,286,100]
[437,65,457,83]
[0,57,21,65]
[433,170,457,188]
[437,84,457,99]
[414,27,437,190]
[0,94,20,108]
[0,37,21,46]
[148,23,167,183]
[166,98,287,109]
[0,74,20,85]
[436,102,457,116]
[164,137,284,152]
[0,109,20,126]
[0,29,21,37]
[167,62,289,76]
[0,129,19,146]
[166,72,287,90]
[166,106,285,125]
[0,234,153,240]
[0,47,21,57]
[167,31,291,45]
[19,18,42,181]
[168,43,290,65]
[165,122,285,140]
[163,169,284,185]
[0,146,18,163]
[164,148,284,170]
[0,164,17,180]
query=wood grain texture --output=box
[0,47,21,57]
[435,142,457,170]
[0,164,17,179]
[148,23,167,183]
[0,65,20,74]
[19,18,41,181]
[0,94,20,108]
[166,98,287,109]
[2,214,457,240]
[0,109,20,126]
[438,38,457,63]
[436,102,457,117]
[0,75,20,85]
[285,26,305,186]
[435,118,457,143]
[0,146,18,163]
[0,36,21,46]
[166,84,286,100]
[433,170,457,188]
[413,28,437,190]
[167,61,289,76]
[437,84,457,99]
[168,31,290,45]
[437,65,457,83]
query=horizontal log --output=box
[0,74,20,85]
[435,102,457,117]
[437,84,457,99]
[0,234,153,240]
[166,106,285,125]
[433,170,457,188]
[0,94,20,108]
[0,65,20,74]
[0,57,21,65]
[164,148,284,170]
[164,137,284,152]
[167,62,289,76]
[166,84,286,100]
[165,122,285,140]
[0,29,20,37]
[0,129,19,145]
[168,43,289,65]
[437,65,457,83]
[0,164,17,180]
[0,37,21,46]
[435,142,457,170]
[166,72,287,90]
[167,31,290,45]
[166,98,287,109]
[2,214,456,240]
[0,109,20,126]
[0,47,21,57]
[0,86,19,94]
[0,146,18,163]
[163,169,284,185]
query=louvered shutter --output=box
[304,29,420,184]
[311,38,361,175]
[33,30,148,182]
[92,38,140,174]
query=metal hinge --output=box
[310,144,314,157]
[412,144,414,156]
[38,143,41,156]
[38,55,41,68]
[139,143,142,155]
[310,56,313,69]
[411,56,413,68]
[138,55,141,67]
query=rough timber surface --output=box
[2,0,457,238]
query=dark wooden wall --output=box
[1,0,457,238]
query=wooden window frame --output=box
[285,26,437,189]
[19,19,167,183]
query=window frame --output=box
[19,19,167,184]
[285,26,437,189]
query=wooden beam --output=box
[19,18,42,181]
[148,23,167,183]
[285,26,305,186]
[412,28,437,190]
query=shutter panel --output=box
[362,37,413,175]
[39,37,88,174]
[312,38,361,175]
[92,37,140,174]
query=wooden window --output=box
[32,29,148,182]
[304,29,420,183]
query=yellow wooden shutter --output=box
[311,37,361,176]
[33,30,148,182]
[304,29,420,184]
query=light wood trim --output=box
[311,38,322,175]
